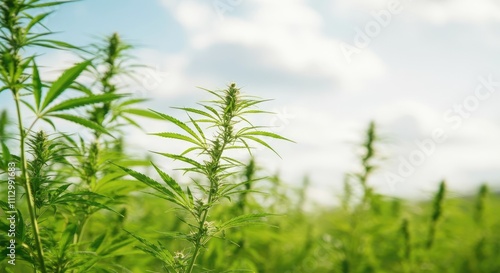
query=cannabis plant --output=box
[0,1,152,271]
[118,83,292,273]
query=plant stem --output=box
[186,157,221,273]
[13,92,47,273]
[186,207,209,273]
[186,136,228,273]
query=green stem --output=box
[186,140,227,273]
[14,93,48,273]
[186,206,209,273]
[185,168,217,273]
[185,86,238,273]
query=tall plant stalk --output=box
[119,83,292,273]
[426,180,446,249]
[13,88,47,273]
[2,1,48,270]
[1,1,133,271]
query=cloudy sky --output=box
[2,0,500,204]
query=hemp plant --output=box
[336,121,384,273]
[118,83,292,273]
[0,1,128,272]
[426,180,446,249]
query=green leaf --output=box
[44,94,122,113]
[90,233,106,251]
[40,117,56,130]
[173,107,216,120]
[33,39,88,52]
[71,82,94,95]
[219,213,272,231]
[186,186,194,206]
[117,98,148,107]
[41,60,91,110]
[97,236,135,256]
[121,115,141,129]
[150,109,203,143]
[59,224,77,256]
[200,104,221,121]
[114,164,176,199]
[239,109,273,115]
[121,108,164,119]
[49,114,110,136]
[180,146,202,156]
[150,132,201,146]
[32,61,43,111]
[124,230,174,264]
[29,1,75,9]
[20,99,37,114]
[240,130,294,142]
[239,98,272,110]
[15,57,33,81]
[240,135,280,158]
[26,12,52,32]
[152,152,204,170]
[188,115,206,145]
[1,142,11,164]
[151,163,188,205]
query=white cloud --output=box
[412,0,500,24]
[161,0,386,90]
[332,0,500,24]
[147,0,500,202]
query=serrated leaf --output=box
[59,224,77,255]
[121,108,164,119]
[34,39,87,52]
[1,142,10,164]
[152,152,204,170]
[149,109,202,144]
[219,213,271,231]
[200,104,221,121]
[188,115,206,145]
[186,186,194,206]
[151,163,187,203]
[124,230,174,264]
[29,1,75,9]
[173,107,216,120]
[98,236,135,256]
[240,130,294,142]
[21,99,37,114]
[240,135,280,158]
[41,60,91,110]
[26,12,52,32]
[32,61,42,111]
[90,233,106,251]
[114,164,176,199]
[49,114,110,136]
[117,98,148,107]
[44,94,122,113]
[150,132,201,146]
[180,146,202,156]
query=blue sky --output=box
[2,0,500,204]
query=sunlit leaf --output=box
[41,60,91,110]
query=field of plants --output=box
[1,1,499,272]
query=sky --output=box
[1,0,500,204]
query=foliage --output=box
[0,2,499,273]
[117,83,292,273]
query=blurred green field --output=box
[28,174,499,273]
[115,178,500,273]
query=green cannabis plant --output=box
[118,83,292,273]
[0,1,153,271]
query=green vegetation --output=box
[0,1,499,272]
